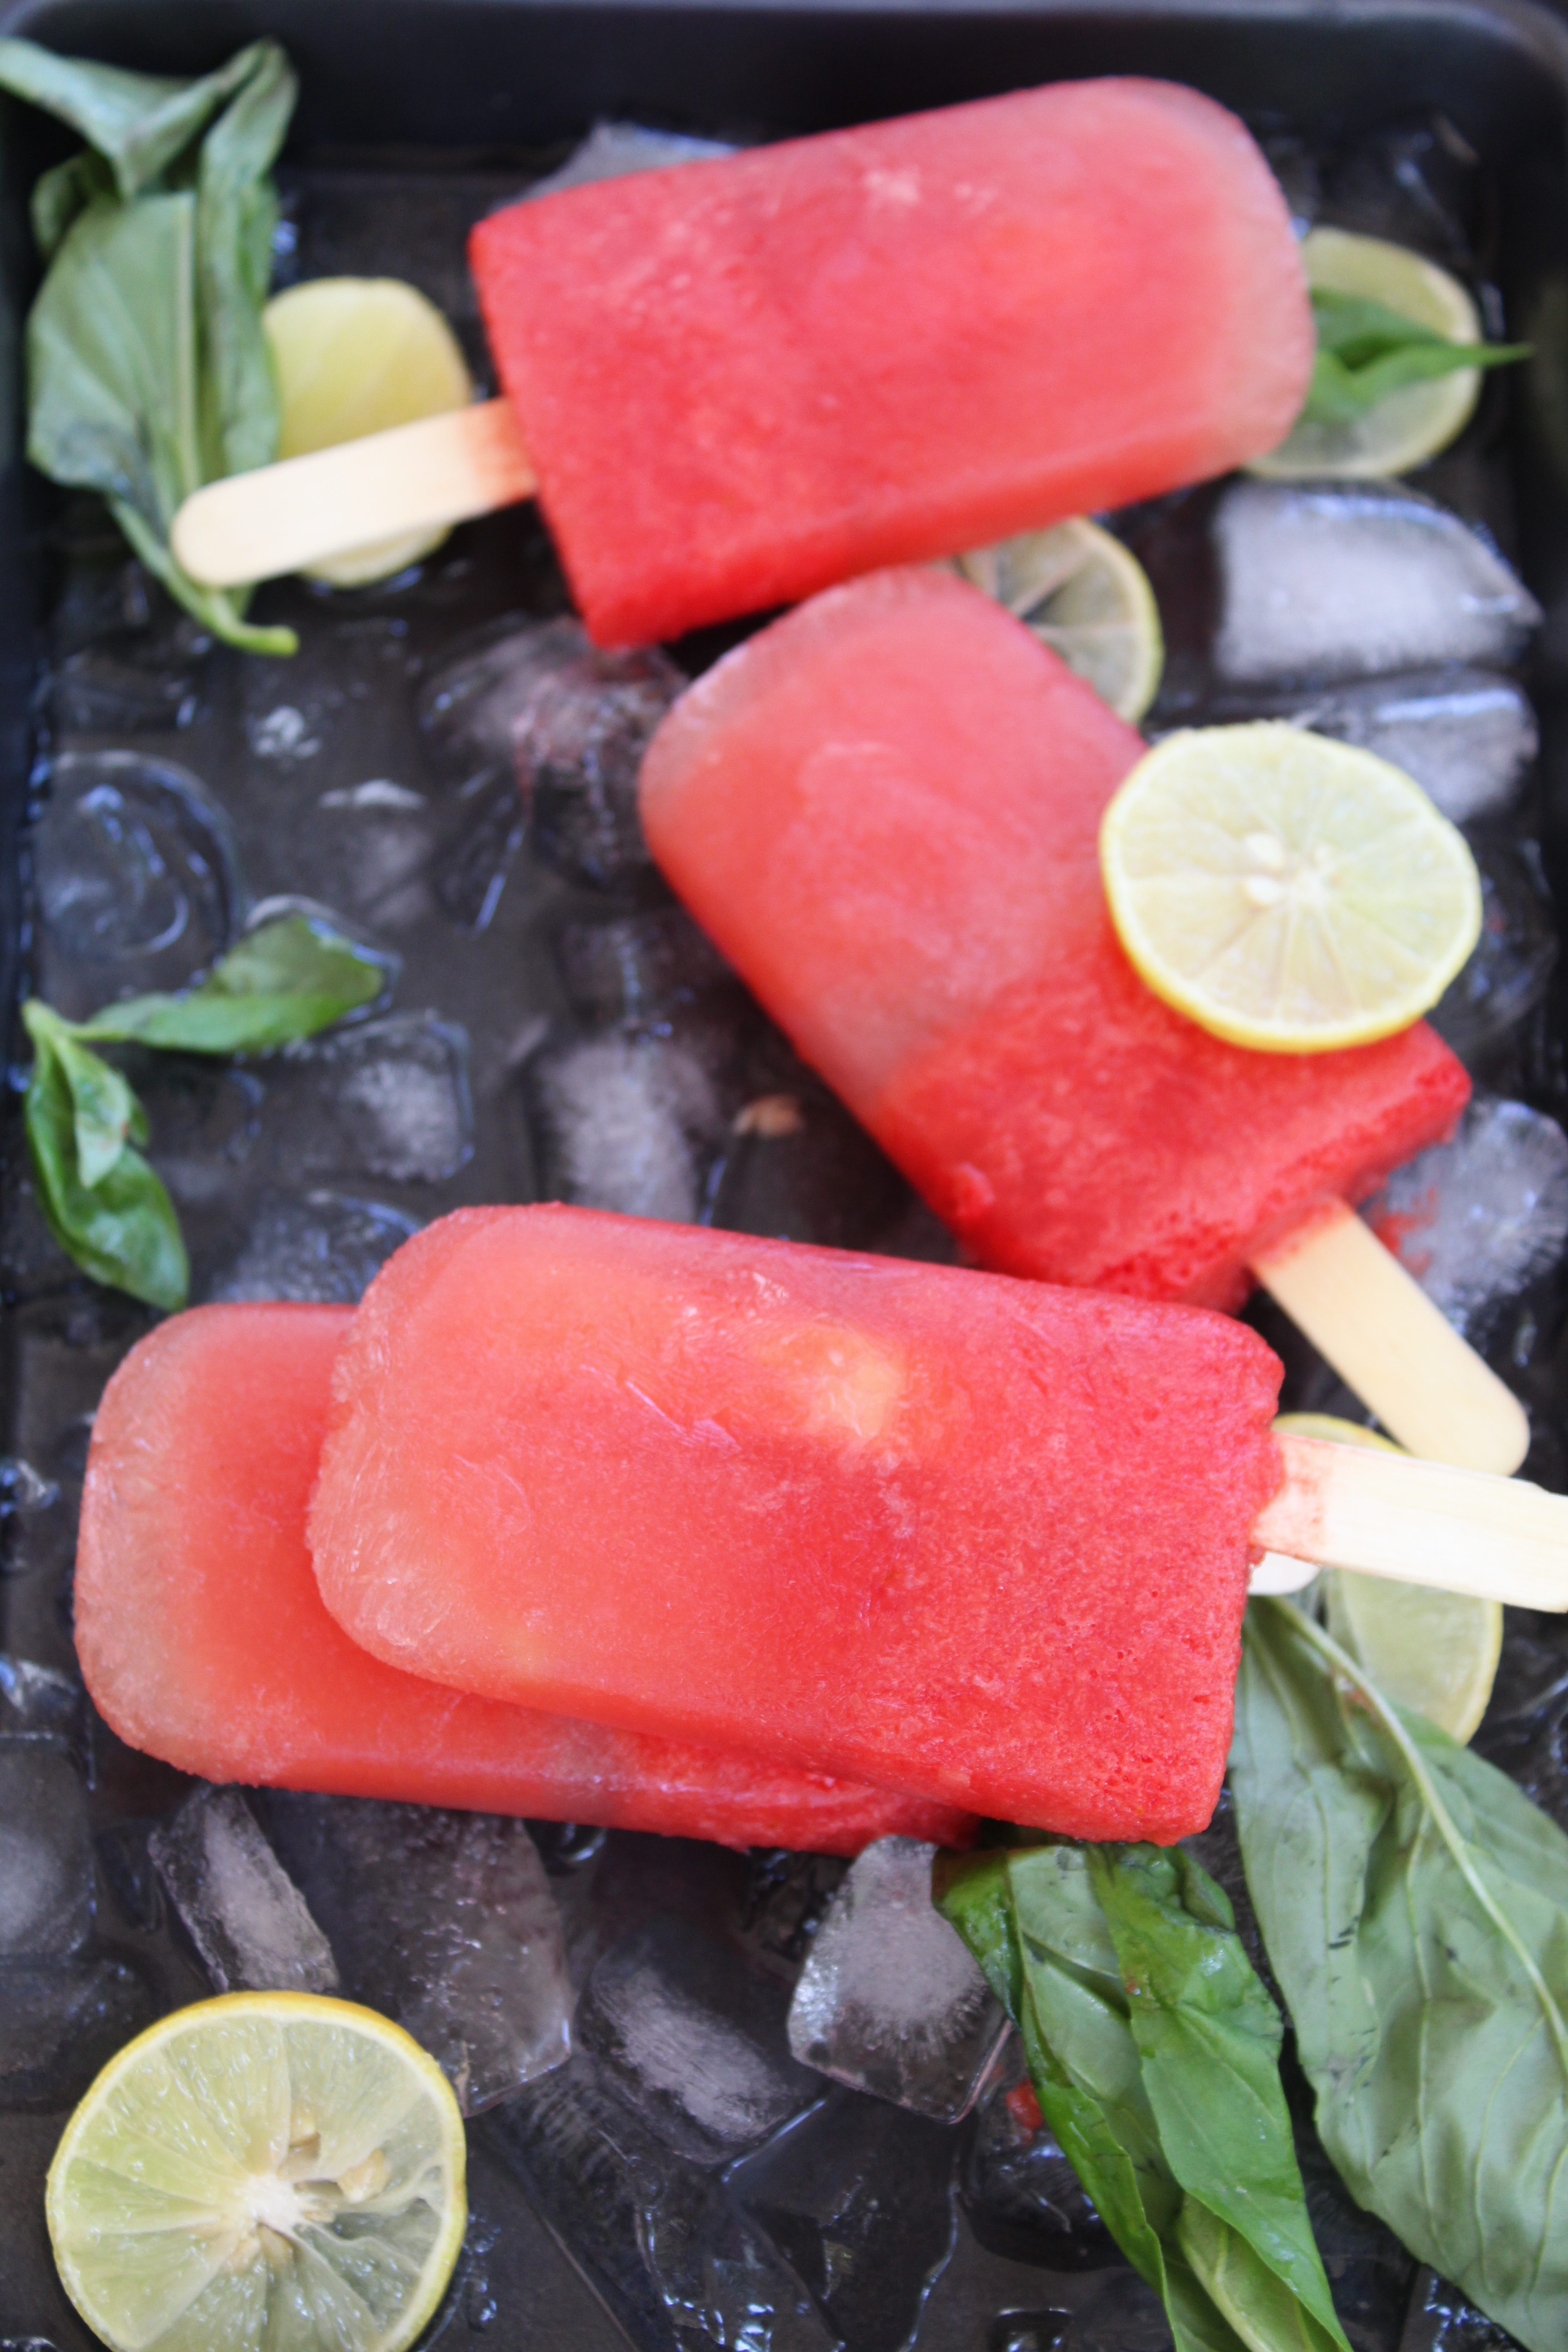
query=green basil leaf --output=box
[940,1842,1348,2352]
[1231,1599,1568,2352]
[23,999,142,1184]
[1088,1846,1350,2352]
[1302,286,1529,426]
[21,1006,186,1310]
[77,914,385,1052]
[0,37,298,656]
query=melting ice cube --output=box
[578,1918,816,2164]
[262,1796,572,2113]
[528,1029,726,1224]
[149,1784,339,1994]
[525,121,736,203]
[279,1011,474,1185]
[1213,481,1540,685]
[206,1191,420,1303]
[1243,669,1536,825]
[788,1835,1008,2123]
[0,1743,94,1959]
[1367,1095,1568,1335]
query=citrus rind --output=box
[951,517,1164,722]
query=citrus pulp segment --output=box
[46,1991,467,2352]
[1250,226,1485,480]
[1274,1412,1503,1742]
[951,518,1163,721]
[263,278,474,585]
[1100,722,1482,1053]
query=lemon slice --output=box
[951,519,1164,722]
[1251,227,1484,481]
[1274,1413,1502,1742]
[1100,722,1481,1053]
[264,278,474,586]
[47,1991,467,2352]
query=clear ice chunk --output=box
[553,906,734,1027]
[1245,669,1536,824]
[1212,481,1540,686]
[314,779,435,925]
[261,1796,572,2113]
[1367,1096,1568,1335]
[206,1190,420,1303]
[518,640,685,892]
[418,613,589,777]
[959,2075,1114,2271]
[149,1784,340,1994]
[578,1919,817,2164]
[528,1029,726,1223]
[280,1011,474,1183]
[736,2086,959,2352]
[0,1654,80,1741]
[0,1744,94,1958]
[787,1836,1009,2123]
[1429,836,1558,1064]
[0,1954,153,2112]
[525,121,735,203]
[32,750,245,1022]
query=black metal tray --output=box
[4,2,1568,2347]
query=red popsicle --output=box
[638,567,1471,1312]
[309,1207,1285,1842]
[465,78,1311,644]
[74,1302,973,1854]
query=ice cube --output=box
[50,605,209,735]
[710,1080,913,1253]
[578,1919,817,2164]
[0,1953,153,2112]
[135,1062,265,1209]
[0,1463,62,1527]
[787,1836,1009,2122]
[149,1784,339,1994]
[279,1010,474,1184]
[525,121,736,203]
[518,640,685,892]
[248,702,322,761]
[1213,482,1540,685]
[0,1744,93,1958]
[314,779,435,925]
[736,2086,959,2352]
[262,1795,572,2113]
[0,1654,80,1741]
[206,1190,420,1303]
[432,770,528,934]
[32,750,245,1022]
[960,2073,1115,2272]
[527,1029,726,1224]
[417,613,588,776]
[1429,837,1557,1064]
[553,906,735,1027]
[1367,1096,1568,1335]
[637,2162,837,2352]
[1242,670,1535,824]
[1319,113,1480,266]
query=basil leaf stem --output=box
[1302,285,1529,426]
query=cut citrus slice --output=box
[47,1990,467,2352]
[263,278,473,586]
[1251,227,1484,480]
[1274,1412,1503,1742]
[951,518,1163,722]
[1100,721,1481,1053]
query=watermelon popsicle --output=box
[637,565,1524,1471]
[75,1301,973,1855]
[309,1204,1288,1842]
[171,79,1313,645]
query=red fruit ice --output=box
[74,1302,973,1855]
[309,1206,1285,1842]
[638,567,1471,1309]
[470,78,1311,644]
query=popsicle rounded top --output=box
[470,77,1313,644]
[309,1205,1285,1842]
[74,1301,975,1854]
[639,567,1470,1308]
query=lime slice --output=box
[951,519,1163,722]
[47,1990,467,2352]
[1251,227,1484,480]
[1274,1412,1502,1741]
[263,278,473,587]
[1099,721,1481,1053]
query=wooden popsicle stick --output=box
[1252,1430,1568,1609]
[170,402,538,589]
[1248,1199,1529,1476]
